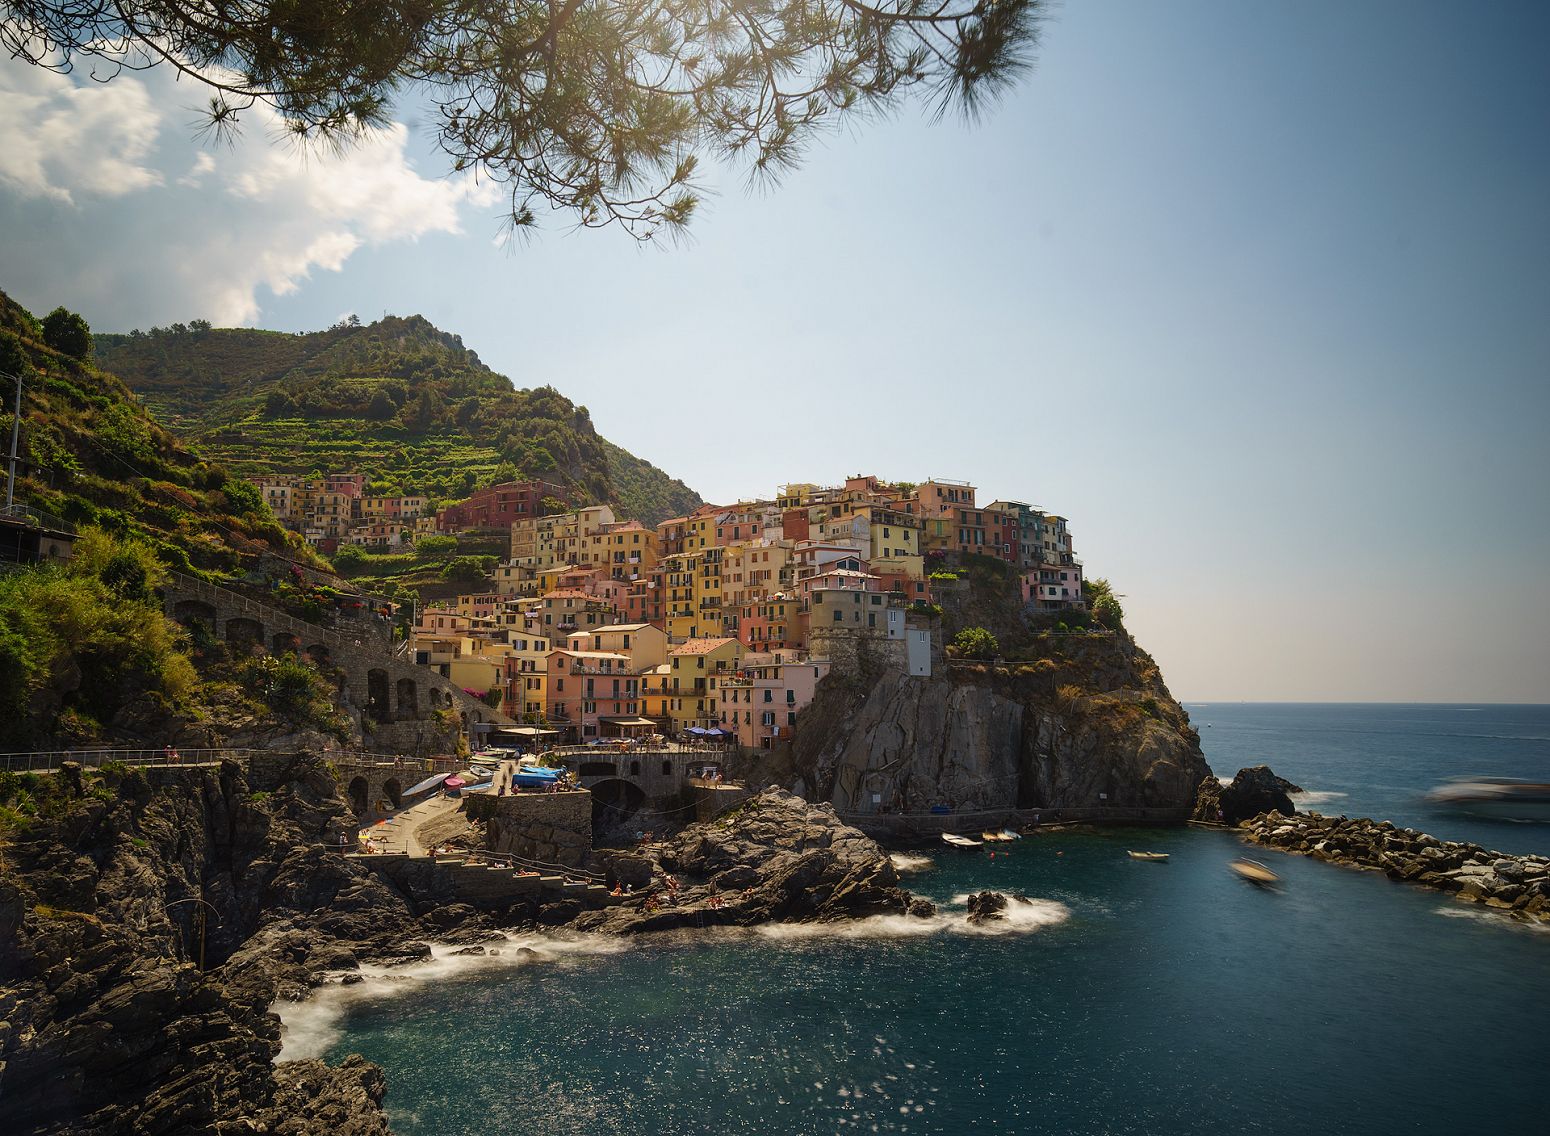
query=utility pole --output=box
[4,371,19,512]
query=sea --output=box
[291,704,1550,1135]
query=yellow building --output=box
[662,551,699,642]
[565,623,668,671]
[640,663,674,723]
[667,637,744,733]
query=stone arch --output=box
[307,644,332,667]
[173,599,217,627]
[629,759,641,777]
[348,776,368,816]
[225,616,264,649]
[366,669,391,723]
[272,631,302,656]
[590,778,646,827]
[661,759,673,777]
[383,778,403,810]
[395,677,419,721]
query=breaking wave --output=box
[1290,789,1349,808]
[753,894,1069,943]
[889,853,936,875]
[275,932,629,1061]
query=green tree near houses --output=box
[1084,578,1125,630]
[2,1,1044,239]
[951,626,999,660]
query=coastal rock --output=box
[1237,811,1550,927]
[1218,766,1297,825]
[788,630,1212,816]
[0,754,411,1135]
[965,890,1009,924]
[573,789,919,934]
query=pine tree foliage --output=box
[2,0,1044,237]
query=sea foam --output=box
[889,853,936,875]
[275,931,629,1060]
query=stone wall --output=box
[478,790,594,868]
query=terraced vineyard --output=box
[96,315,701,522]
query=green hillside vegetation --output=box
[0,289,319,576]
[0,529,347,753]
[94,316,702,523]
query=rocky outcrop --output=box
[0,757,426,1134]
[1239,811,1550,925]
[791,631,1211,816]
[1213,766,1300,825]
[573,788,927,934]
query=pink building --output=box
[723,654,830,749]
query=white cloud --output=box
[0,65,164,203]
[0,57,496,326]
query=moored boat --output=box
[1229,857,1279,886]
[942,833,984,848]
[1127,851,1169,861]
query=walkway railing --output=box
[0,747,411,774]
[462,848,605,884]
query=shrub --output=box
[951,626,999,660]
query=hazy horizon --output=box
[2,0,1546,705]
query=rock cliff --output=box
[790,630,1210,816]
[0,758,415,1134]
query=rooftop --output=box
[670,637,740,655]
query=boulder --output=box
[965,891,1008,924]
[1218,766,1297,825]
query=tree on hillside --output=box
[41,307,91,359]
[3,0,1043,238]
[1085,577,1125,630]
[951,626,998,660]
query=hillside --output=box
[94,316,702,524]
[0,290,318,575]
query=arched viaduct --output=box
[163,573,513,739]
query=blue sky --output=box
[2,1,1546,702]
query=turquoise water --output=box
[314,704,1550,1135]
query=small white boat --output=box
[1127,851,1169,861]
[942,833,984,848]
[1229,857,1279,886]
[998,829,1023,841]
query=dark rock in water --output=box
[452,945,487,956]
[572,788,917,934]
[1191,775,1224,823]
[907,897,938,918]
[965,890,1009,924]
[1218,765,1297,825]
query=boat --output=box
[1425,778,1550,822]
[981,830,1015,843]
[941,833,984,848]
[1228,857,1279,886]
[1127,851,1169,861]
[998,829,1023,841]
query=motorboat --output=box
[1425,778,1550,822]
[1127,851,1169,861]
[942,833,984,848]
[998,829,1023,841]
[1229,857,1279,886]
